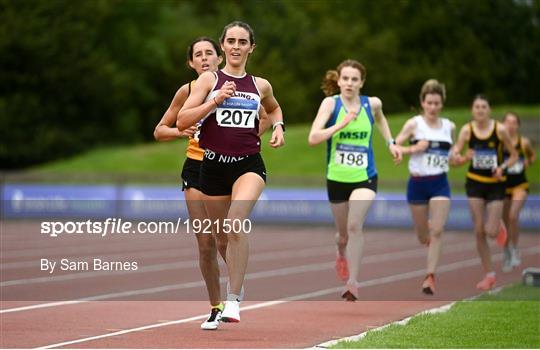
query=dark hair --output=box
[320,59,367,97]
[503,111,520,125]
[472,94,490,106]
[220,21,255,45]
[186,36,221,62]
[420,79,446,103]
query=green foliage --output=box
[1,0,539,168]
[32,105,540,192]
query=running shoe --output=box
[476,274,496,291]
[496,221,508,247]
[502,247,512,272]
[221,300,240,323]
[335,254,349,282]
[422,274,435,295]
[200,304,223,330]
[341,281,358,301]
[226,281,245,302]
[510,247,522,267]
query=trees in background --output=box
[1,0,538,168]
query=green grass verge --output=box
[331,284,540,349]
[30,105,540,189]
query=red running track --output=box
[1,221,539,348]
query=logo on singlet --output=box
[339,131,368,140]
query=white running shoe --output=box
[226,281,245,302]
[221,300,240,323]
[502,248,512,272]
[510,248,522,267]
[200,306,222,330]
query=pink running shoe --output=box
[422,274,436,295]
[476,274,496,291]
[335,254,349,282]
[496,221,508,247]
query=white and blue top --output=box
[408,115,453,177]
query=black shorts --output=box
[327,176,378,203]
[200,149,266,196]
[505,173,529,197]
[181,158,202,191]
[465,178,506,201]
[505,174,529,196]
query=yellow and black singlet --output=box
[467,121,505,183]
[185,80,204,161]
[503,135,529,191]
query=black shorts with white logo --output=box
[200,150,267,196]
[326,175,378,203]
[181,158,202,191]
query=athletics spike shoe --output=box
[496,221,508,247]
[341,281,358,302]
[476,274,496,291]
[200,304,223,330]
[422,274,435,295]
[221,300,240,323]
[335,254,349,282]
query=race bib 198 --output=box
[335,143,368,169]
[216,98,258,128]
[472,149,498,170]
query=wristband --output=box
[213,97,219,107]
[386,138,396,147]
[272,121,285,132]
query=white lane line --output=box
[36,245,539,349]
[0,242,193,259]
[292,245,540,300]
[312,302,457,349]
[38,300,287,349]
[0,238,470,287]
[1,244,333,287]
[1,229,433,269]
[0,228,330,259]
[0,248,189,270]
[312,284,509,348]
[0,300,90,314]
[1,241,475,313]
[4,242,537,315]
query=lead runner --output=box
[177,21,285,323]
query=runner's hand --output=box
[389,143,402,165]
[269,126,285,148]
[179,125,197,138]
[465,149,475,161]
[339,110,358,129]
[215,81,236,104]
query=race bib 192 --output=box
[216,98,258,128]
[422,149,449,172]
[335,143,368,169]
